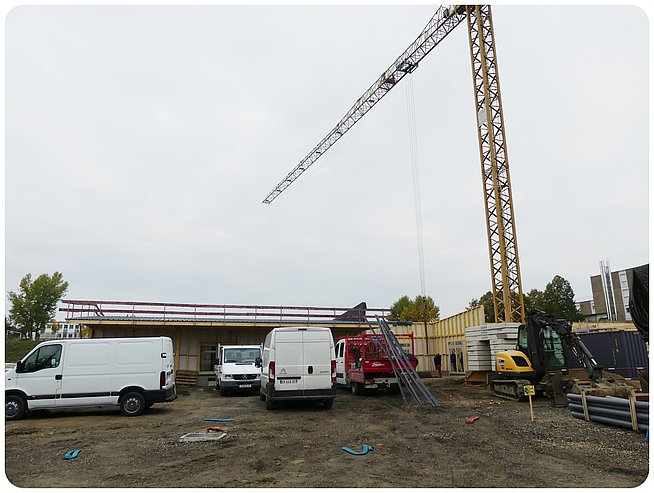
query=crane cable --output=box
[404,74,426,297]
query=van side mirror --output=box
[255,357,262,368]
[15,361,24,373]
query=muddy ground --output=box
[4,377,650,488]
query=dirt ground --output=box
[4,377,650,488]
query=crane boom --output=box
[262,5,525,323]
[262,5,467,205]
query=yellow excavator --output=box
[489,311,636,405]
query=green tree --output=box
[469,291,494,322]
[405,295,440,323]
[7,272,69,339]
[390,295,440,322]
[523,288,544,314]
[540,275,583,322]
[389,295,412,321]
[473,278,582,323]
[390,295,440,356]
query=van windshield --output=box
[223,348,261,364]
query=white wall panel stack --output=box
[465,323,520,371]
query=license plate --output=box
[239,384,252,388]
[278,378,299,384]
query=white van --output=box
[5,337,176,421]
[259,327,336,410]
[214,344,262,396]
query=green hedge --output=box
[5,338,40,363]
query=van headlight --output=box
[223,374,233,379]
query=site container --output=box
[575,330,648,378]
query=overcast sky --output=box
[3,2,650,319]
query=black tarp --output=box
[334,302,368,323]
[629,264,648,343]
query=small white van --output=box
[214,344,262,396]
[259,327,336,410]
[5,337,176,421]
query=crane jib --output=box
[262,5,467,205]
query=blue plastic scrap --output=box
[341,444,373,455]
[203,418,234,422]
[64,450,81,460]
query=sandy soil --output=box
[4,377,649,488]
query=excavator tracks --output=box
[489,378,531,401]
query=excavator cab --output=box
[495,318,567,380]
[517,322,568,373]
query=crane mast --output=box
[465,5,525,323]
[263,5,526,323]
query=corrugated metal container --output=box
[575,330,648,378]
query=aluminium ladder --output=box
[374,316,438,407]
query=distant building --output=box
[41,322,82,339]
[579,261,643,323]
[576,299,598,322]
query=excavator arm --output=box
[530,311,603,383]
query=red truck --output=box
[334,333,418,395]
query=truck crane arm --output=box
[262,5,467,204]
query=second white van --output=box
[214,344,262,395]
[258,327,336,410]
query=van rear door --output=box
[273,330,304,393]
[302,329,333,391]
[335,339,346,386]
[162,337,175,390]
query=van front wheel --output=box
[6,395,26,421]
[120,391,146,416]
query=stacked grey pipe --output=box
[567,393,649,432]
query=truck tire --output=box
[120,391,146,416]
[265,395,275,410]
[6,395,26,421]
[219,386,228,397]
[389,384,400,394]
[351,382,362,395]
[323,398,334,409]
[259,388,266,401]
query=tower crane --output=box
[263,5,525,324]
